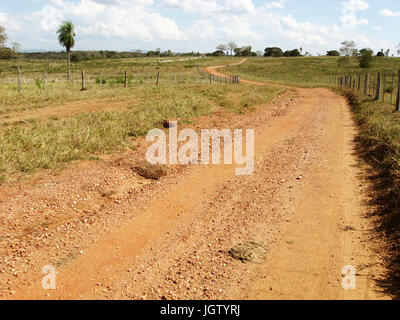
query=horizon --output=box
[0,0,399,55]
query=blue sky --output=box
[0,0,399,55]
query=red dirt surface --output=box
[0,62,388,300]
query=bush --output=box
[264,47,283,57]
[327,50,340,56]
[0,47,15,60]
[96,77,106,84]
[385,85,394,94]
[34,79,43,89]
[284,49,301,57]
[357,49,374,68]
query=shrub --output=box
[327,50,340,56]
[264,47,283,57]
[34,79,43,89]
[358,49,374,68]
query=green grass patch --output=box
[221,56,400,87]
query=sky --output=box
[0,0,399,54]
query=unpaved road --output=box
[0,62,388,300]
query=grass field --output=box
[221,56,400,87]
[0,56,282,180]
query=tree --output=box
[283,49,301,57]
[340,41,357,56]
[208,50,225,57]
[0,25,7,48]
[264,47,283,57]
[11,42,21,53]
[397,43,400,57]
[57,21,76,83]
[357,49,373,68]
[327,50,340,56]
[234,45,256,57]
[385,49,390,57]
[216,44,227,53]
[376,49,385,57]
[227,42,237,58]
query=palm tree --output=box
[57,21,75,83]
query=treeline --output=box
[0,49,203,61]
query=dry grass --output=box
[0,79,283,180]
[339,87,400,299]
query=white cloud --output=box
[342,0,369,13]
[263,1,286,10]
[340,14,368,27]
[0,0,394,55]
[340,0,369,28]
[379,9,400,17]
[161,0,256,15]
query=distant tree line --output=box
[1,48,202,61]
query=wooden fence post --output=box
[43,69,46,90]
[364,74,369,96]
[81,70,86,91]
[357,74,361,91]
[124,71,127,87]
[396,70,400,112]
[391,75,394,104]
[375,72,381,100]
[100,70,103,86]
[382,74,386,102]
[17,67,21,93]
[156,72,160,86]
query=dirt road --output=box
[0,63,387,300]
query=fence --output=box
[195,66,241,84]
[331,71,400,111]
[3,65,241,92]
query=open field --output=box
[221,56,400,87]
[0,57,242,110]
[0,57,283,180]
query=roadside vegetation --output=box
[339,88,400,298]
